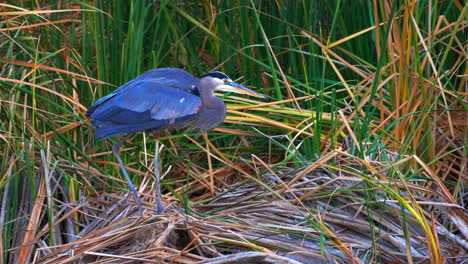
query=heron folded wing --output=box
[93,115,194,139]
[89,80,201,125]
[86,92,117,117]
[134,68,200,94]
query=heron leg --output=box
[112,134,143,214]
[153,134,164,214]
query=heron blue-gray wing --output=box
[133,68,200,94]
[86,68,200,118]
[92,115,193,139]
[87,79,201,139]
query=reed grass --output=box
[0,0,466,263]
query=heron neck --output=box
[200,88,217,106]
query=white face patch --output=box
[179,97,185,103]
[212,77,229,87]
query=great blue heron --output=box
[87,67,263,214]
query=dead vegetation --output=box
[18,151,465,263]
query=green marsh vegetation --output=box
[1,1,466,263]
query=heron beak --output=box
[216,82,265,98]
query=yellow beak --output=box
[215,81,265,98]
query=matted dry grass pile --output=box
[27,151,467,264]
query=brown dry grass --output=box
[22,151,467,263]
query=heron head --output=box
[200,71,264,98]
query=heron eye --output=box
[223,79,228,83]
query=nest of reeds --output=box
[31,151,467,264]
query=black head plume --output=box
[201,71,231,80]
